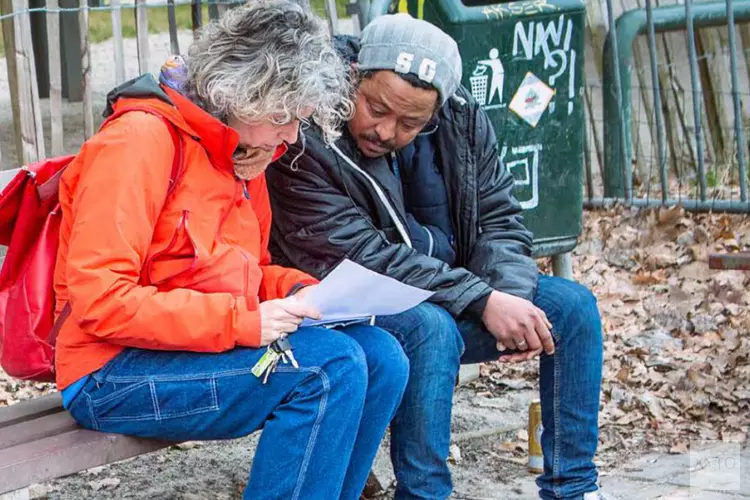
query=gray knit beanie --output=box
[358,14,462,105]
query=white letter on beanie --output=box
[418,58,437,83]
[395,52,414,73]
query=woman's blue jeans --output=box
[376,275,604,500]
[66,324,409,500]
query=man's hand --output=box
[258,297,322,346]
[497,344,543,363]
[482,290,555,358]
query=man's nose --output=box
[374,118,397,143]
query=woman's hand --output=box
[258,297,322,346]
[292,284,317,302]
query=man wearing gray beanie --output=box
[267,13,606,500]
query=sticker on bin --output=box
[509,72,555,128]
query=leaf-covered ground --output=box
[472,207,750,467]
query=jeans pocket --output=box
[89,376,219,426]
[88,379,156,425]
[151,376,220,419]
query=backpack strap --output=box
[50,107,186,348]
[100,106,185,195]
[49,302,72,347]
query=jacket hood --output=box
[103,73,239,174]
[103,73,174,119]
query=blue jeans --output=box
[376,275,603,500]
[66,325,409,500]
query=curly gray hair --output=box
[184,0,352,144]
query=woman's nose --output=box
[279,121,300,144]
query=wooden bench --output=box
[709,252,750,271]
[0,393,169,499]
[0,369,479,498]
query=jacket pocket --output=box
[144,210,199,286]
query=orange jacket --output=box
[54,86,317,389]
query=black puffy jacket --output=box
[267,46,538,318]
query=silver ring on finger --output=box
[516,339,528,350]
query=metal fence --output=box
[588,0,750,213]
[1,0,749,216]
[0,0,340,168]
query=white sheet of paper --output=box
[300,259,433,327]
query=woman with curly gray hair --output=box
[55,2,408,498]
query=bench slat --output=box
[0,412,77,451]
[709,252,750,271]
[0,429,170,494]
[0,394,64,429]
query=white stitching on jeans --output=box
[89,380,150,405]
[291,366,330,500]
[553,338,561,498]
[105,366,262,382]
[149,379,162,421]
[85,392,99,431]
[210,377,218,410]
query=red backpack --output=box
[0,107,184,381]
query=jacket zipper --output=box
[219,179,251,297]
[239,244,250,298]
[214,178,252,297]
[473,108,482,238]
[237,180,250,296]
[330,143,413,248]
[454,102,479,266]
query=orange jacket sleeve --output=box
[64,112,262,350]
[249,174,318,301]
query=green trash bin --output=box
[364,0,585,260]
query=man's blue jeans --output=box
[376,275,603,500]
[66,324,409,500]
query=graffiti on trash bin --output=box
[500,143,542,210]
[512,14,576,115]
[470,48,506,110]
[482,0,559,20]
